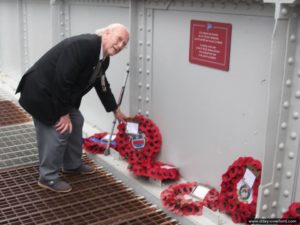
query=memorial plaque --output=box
[189,20,232,71]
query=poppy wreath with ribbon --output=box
[279,202,300,225]
[115,114,180,180]
[160,182,219,216]
[219,157,262,224]
[83,132,116,154]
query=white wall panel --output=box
[0,0,22,77]
[151,9,274,188]
[26,0,52,69]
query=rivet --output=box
[138,68,142,74]
[288,57,294,65]
[60,32,65,37]
[138,109,142,113]
[263,189,270,196]
[290,34,296,42]
[270,213,276,218]
[296,91,300,98]
[145,97,150,103]
[298,70,300,77]
[146,84,150,89]
[139,41,143,46]
[146,56,150,61]
[139,55,143,60]
[147,13,151,17]
[292,13,298,18]
[290,132,297,140]
[60,22,64,26]
[276,163,282,170]
[139,27,143,31]
[293,112,299,119]
[138,96,142,101]
[283,190,289,197]
[288,152,294,159]
[274,182,280,189]
[281,122,287,129]
[286,79,292,87]
[283,101,289,108]
[147,42,151,47]
[145,111,150,116]
[286,171,292,179]
[281,8,288,16]
[147,28,151,32]
[262,204,268,211]
[146,70,150,75]
[138,82,142,87]
[278,142,285,150]
[272,201,277,208]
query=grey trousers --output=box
[33,109,84,181]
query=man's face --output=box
[102,27,129,57]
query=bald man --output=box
[16,23,129,193]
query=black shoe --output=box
[62,164,96,175]
[38,179,72,193]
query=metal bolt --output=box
[286,79,292,87]
[276,163,282,170]
[281,8,288,16]
[290,132,297,140]
[272,201,277,208]
[281,122,287,129]
[263,189,270,196]
[278,142,285,150]
[283,190,289,197]
[262,204,268,211]
[290,34,296,42]
[288,152,295,159]
[293,112,299,119]
[274,182,280,189]
[283,101,289,108]
[296,91,300,98]
[286,171,292,179]
[288,57,294,65]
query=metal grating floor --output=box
[0,100,31,126]
[0,157,179,225]
[0,124,38,169]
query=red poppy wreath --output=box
[161,182,219,216]
[115,114,179,180]
[219,157,262,223]
[280,202,300,225]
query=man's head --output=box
[96,23,129,57]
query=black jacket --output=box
[16,34,117,125]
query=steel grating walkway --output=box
[0,157,179,225]
[0,100,31,126]
[0,87,179,225]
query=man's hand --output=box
[113,108,128,123]
[54,114,73,134]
